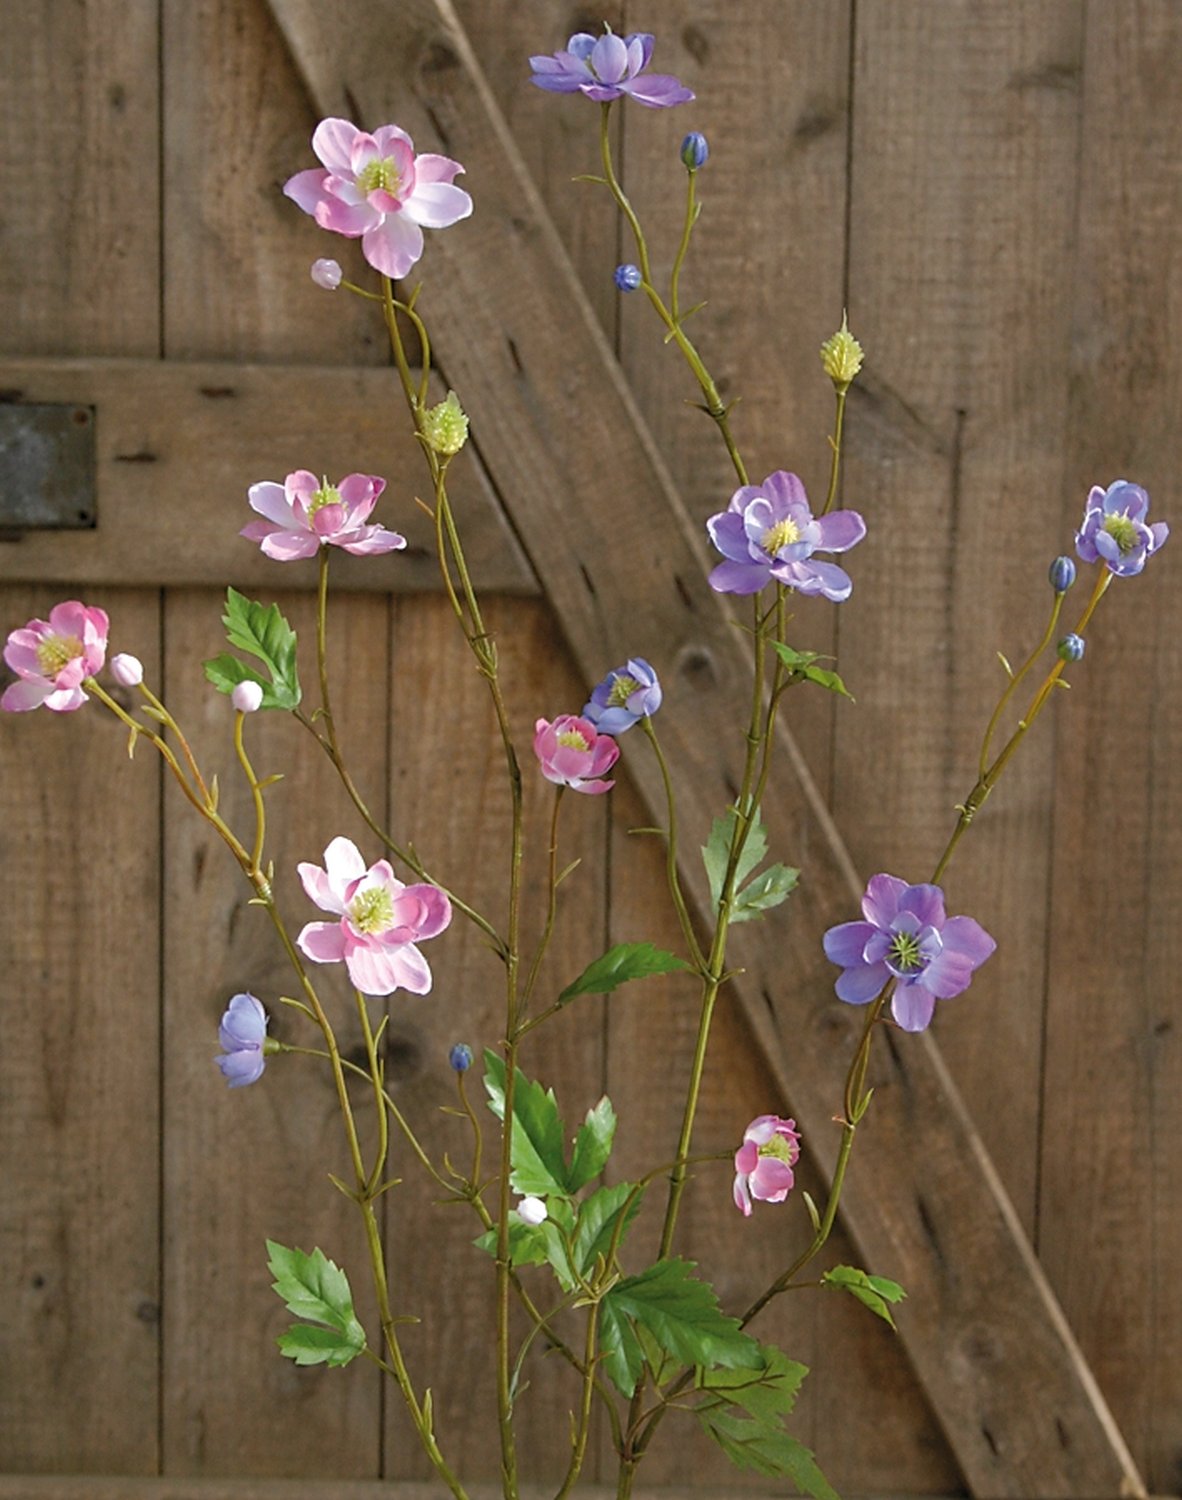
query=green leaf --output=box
[483,1051,570,1197]
[557,942,690,1006]
[473,1220,551,1270]
[822,1264,907,1328]
[568,1096,617,1192]
[572,1181,643,1278]
[731,862,800,923]
[204,587,301,710]
[697,1409,840,1498]
[697,1344,808,1423]
[701,807,768,909]
[598,1293,646,1396]
[773,642,853,701]
[266,1241,365,1367]
[603,1259,762,1379]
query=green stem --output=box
[232,710,267,874]
[640,717,707,974]
[520,788,565,1016]
[820,387,847,516]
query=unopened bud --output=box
[613,263,642,293]
[1057,633,1086,663]
[422,391,469,457]
[110,653,144,687]
[680,131,709,170]
[232,680,264,713]
[310,258,342,290]
[1048,555,1077,593]
[448,1042,473,1073]
[820,312,864,389]
[517,1196,548,1226]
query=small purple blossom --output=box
[216,992,269,1087]
[614,263,643,292]
[449,1043,473,1073]
[1075,480,1168,577]
[1048,555,1076,593]
[529,28,694,109]
[681,131,709,169]
[310,257,342,290]
[583,658,661,734]
[707,471,866,600]
[823,874,996,1033]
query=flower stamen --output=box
[35,633,82,677]
[760,517,800,555]
[1103,513,1139,554]
[556,728,590,751]
[356,157,401,198]
[889,931,923,973]
[606,673,641,708]
[349,886,395,935]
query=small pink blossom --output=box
[2,601,109,712]
[109,652,144,687]
[241,470,406,561]
[310,257,342,289]
[733,1115,801,1217]
[285,118,473,280]
[231,680,263,713]
[533,715,619,795]
[296,836,452,997]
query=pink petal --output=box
[733,1173,753,1216]
[345,938,432,996]
[312,118,362,175]
[297,921,348,964]
[338,473,385,515]
[587,735,620,776]
[260,530,321,561]
[298,860,345,915]
[283,167,330,216]
[402,181,473,230]
[311,502,346,537]
[571,776,615,795]
[751,1159,795,1201]
[247,481,296,527]
[43,686,89,712]
[315,197,379,237]
[1,678,53,712]
[338,527,407,555]
[323,836,368,893]
[4,633,45,676]
[397,884,451,939]
[413,153,463,185]
[361,213,424,279]
[240,519,280,542]
[371,124,416,157]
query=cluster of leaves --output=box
[701,807,799,922]
[204,588,302,710]
[773,643,854,700]
[266,1241,366,1367]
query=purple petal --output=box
[891,984,937,1032]
[941,914,996,967]
[1151,521,1170,550]
[566,33,597,60]
[862,873,907,927]
[787,559,854,601]
[814,508,867,553]
[823,920,878,968]
[708,509,759,563]
[217,1050,266,1087]
[619,75,696,108]
[835,961,889,1005]
[591,32,629,83]
[899,883,946,929]
[530,69,587,94]
[709,560,770,595]
[626,32,655,68]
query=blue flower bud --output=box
[680,131,709,170]
[448,1043,473,1073]
[1048,555,1077,593]
[613,263,642,292]
[1057,633,1086,663]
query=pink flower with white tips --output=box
[2,601,109,712]
[241,470,406,562]
[284,118,473,280]
[296,837,452,997]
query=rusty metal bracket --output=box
[0,402,96,533]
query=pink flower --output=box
[284,118,473,280]
[241,470,406,561]
[296,836,452,996]
[733,1115,801,1217]
[533,715,619,795]
[2,601,109,712]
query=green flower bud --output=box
[422,391,469,456]
[820,313,864,390]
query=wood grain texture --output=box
[264,1,1144,1492]
[0,360,533,594]
[0,1479,982,1500]
[1039,3,1182,1494]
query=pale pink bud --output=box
[110,652,144,687]
[310,258,342,290]
[232,680,264,713]
[517,1196,547,1226]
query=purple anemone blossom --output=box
[529,29,694,109]
[823,874,996,1034]
[583,658,661,734]
[1075,480,1168,577]
[216,992,269,1087]
[733,1115,801,1217]
[706,471,866,600]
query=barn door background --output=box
[1,2,1179,1497]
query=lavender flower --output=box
[1075,480,1168,577]
[529,28,694,109]
[823,874,996,1033]
[583,658,662,734]
[216,992,269,1087]
[614,263,642,292]
[707,470,866,600]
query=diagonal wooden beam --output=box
[265,2,1144,1494]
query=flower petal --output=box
[899,883,946,929]
[835,960,889,1005]
[823,920,879,968]
[862,873,907,927]
[814,508,867,553]
[403,181,473,230]
[297,920,348,964]
[891,984,937,1032]
[361,213,424,279]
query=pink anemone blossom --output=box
[241,470,406,561]
[284,118,473,280]
[296,836,452,997]
[533,715,619,794]
[2,601,109,712]
[733,1115,801,1216]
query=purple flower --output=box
[823,874,996,1033]
[583,658,661,734]
[707,471,866,600]
[529,28,694,109]
[614,263,642,292]
[216,992,269,1087]
[1075,480,1168,577]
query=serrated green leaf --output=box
[473,1219,551,1270]
[558,943,690,1006]
[598,1292,646,1396]
[568,1096,617,1192]
[822,1263,907,1327]
[773,642,853,701]
[207,588,301,710]
[702,807,768,909]
[266,1241,365,1365]
[483,1051,570,1197]
[572,1181,643,1278]
[603,1259,762,1381]
[202,654,293,712]
[698,1409,840,1498]
[277,1322,365,1368]
[731,862,800,923]
[698,1344,808,1423]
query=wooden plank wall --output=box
[0,2,1177,1497]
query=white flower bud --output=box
[310,258,342,290]
[109,653,144,687]
[231,680,264,713]
[516,1195,548,1226]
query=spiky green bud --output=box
[820,313,864,390]
[422,391,469,456]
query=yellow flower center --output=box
[36,632,83,677]
[607,674,641,708]
[357,157,401,198]
[556,728,589,751]
[758,1134,797,1165]
[307,480,341,518]
[761,517,800,555]
[1103,513,1138,554]
[349,887,394,935]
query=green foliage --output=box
[772,642,854,701]
[730,861,800,923]
[483,1052,570,1198]
[701,806,798,922]
[822,1264,907,1327]
[557,942,690,1006]
[697,1343,807,1421]
[598,1259,762,1397]
[571,1181,643,1278]
[266,1240,366,1368]
[568,1096,618,1192]
[204,587,301,710]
